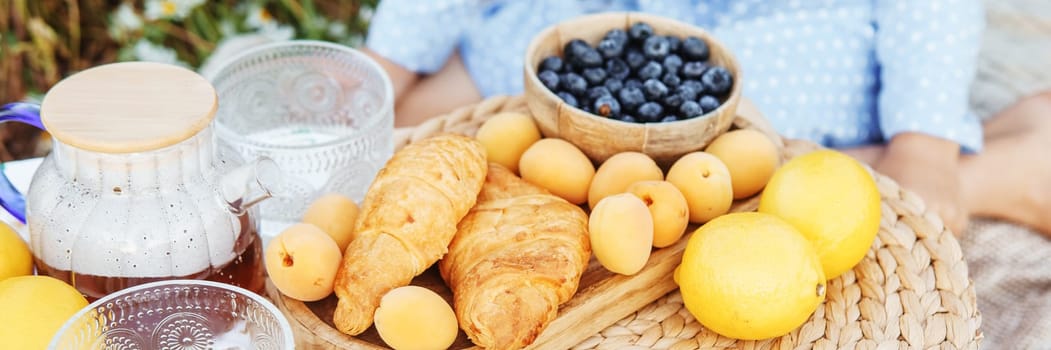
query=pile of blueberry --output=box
[536,22,734,123]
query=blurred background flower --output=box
[0,0,378,160]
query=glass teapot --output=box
[0,62,281,300]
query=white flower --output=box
[113,3,142,30]
[133,39,190,67]
[144,0,205,20]
[108,2,142,41]
[358,6,374,23]
[218,19,237,37]
[245,4,276,30]
[327,21,347,38]
[197,27,295,79]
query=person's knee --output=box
[1026,91,1051,108]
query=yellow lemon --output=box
[758,149,881,279]
[678,212,826,340]
[0,222,33,282]
[0,275,88,349]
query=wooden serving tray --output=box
[267,197,765,350]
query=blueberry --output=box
[642,35,670,59]
[593,95,621,117]
[628,22,655,43]
[625,50,647,70]
[538,70,560,91]
[604,28,629,46]
[617,86,646,112]
[660,72,681,89]
[682,80,705,95]
[539,56,564,73]
[662,54,683,75]
[675,84,699,101]
[618,114,638,123]
[563,62,580,74]
[636,61,663,81]
[679,100,702,118]
[582,67,607,85]
[562,73,588,96]
[665,36,682,53]
[576,47,603,68]
[604,78,624,94]
[605,58,630,80]
[701,66,734,95]
[597,38,625,59]
[681,36,710,61]
[682,61,708,79]
[624,79,643,90]
[660,115,679,123]
[557,91,579,108]
[564,39,591,62]
[637,102,664,123]
[587,86,612,101]
[698,95,721,113]
[661,92,685,109]
[642,79,669,100]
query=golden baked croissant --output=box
[440,164,591,349]
[333,134,487,335]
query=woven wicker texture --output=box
[393,95,982,349]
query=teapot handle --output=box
[0,102,45,224]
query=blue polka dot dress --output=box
[367,0,984,151]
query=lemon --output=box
[0,275,88,349]
[0,222,33,282]
[758,149,881,279]
[679,212,826,340]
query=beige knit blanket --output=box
[963,1,1051,348]
[961,220,1051,348]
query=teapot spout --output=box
[219,157,282,215]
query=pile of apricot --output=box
[475,111,780,275]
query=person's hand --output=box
[875,132,969,235]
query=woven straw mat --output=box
[394,95,983,350]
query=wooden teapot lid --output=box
[40,62,217,153]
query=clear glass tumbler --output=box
[207,40,394,239]
[49,279,295,349]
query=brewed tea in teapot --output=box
[0,62,281,300]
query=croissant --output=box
[440,164,591,349]
[333,134,487,335]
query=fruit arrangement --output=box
[257,14,893,350]
[488,114,881,341]
[264,102,883,348]
[536,21,735,123]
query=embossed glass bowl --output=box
[49,280,295,349]
[207,40,394,238]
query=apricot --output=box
[518,138,595,205]
[627,180,690,248]
[705,129,780,199]
[264,223,343,302]
[665,152,733,224]
[475,112,542,173]
[374,286,458,350]
[588,193,654,275]
[302,193,360,252]
[587,152,663,210]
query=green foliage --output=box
[0,0,379,102]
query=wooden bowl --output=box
[523,12,743,165]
